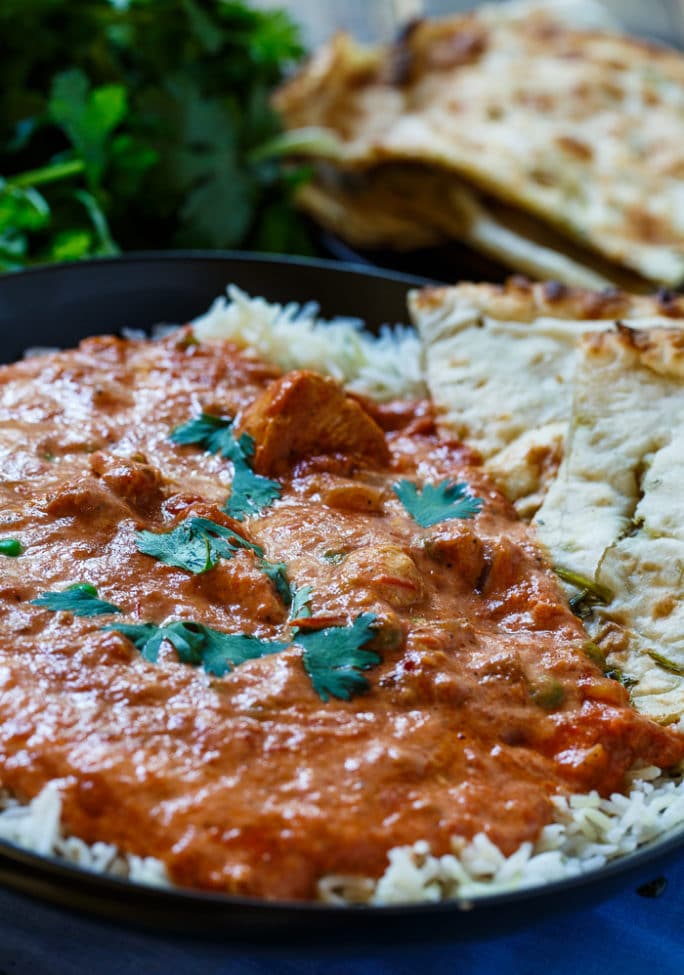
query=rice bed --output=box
[5,287,682,905]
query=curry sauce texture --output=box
[0,329,681,901]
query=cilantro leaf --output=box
[32,583,122,617]
[107,612,381,701]
[225,456,282,521]
[257,557,291,606]
[136,515,293,608]
[289,584,313,622]
[393,479,483,528]
[170,414,281,520]
[136,520,213,573]
[221,432,281,521]
[0,1,307,267]
[135,516,258,574]
[106,620,287,676]
[169,413,235,454]
[191,516,262,555]
[199,628,288,677]
[295,614,381,702]
[48,69,128,188]
[105,621,205,664]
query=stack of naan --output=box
[275,0,684,291]
[411,277,684,727]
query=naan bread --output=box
[410,278,684,517]
[535,327,684,725]
[301,164,630,290]
[276,0,684,286]
[415,279,684,723]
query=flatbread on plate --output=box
[413,277,684,724]
[276,0,684,287]
[535,326,684,726]
[410,278,684,517]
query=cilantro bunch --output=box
[0,0,310,270]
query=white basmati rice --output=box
[365,767,684,905]
[191,285,426,402]
[2,767,681,904]
[0,783,168,887]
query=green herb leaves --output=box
[170,413,235,455]
[32,583,121,617]
[105,621,288,676]
[296,614,380,702]
[225,433,282,521]
[48,69,130,190]
[0,0,307,269]
[170,413,281,521]
[554,566,613,619]
[108,612,380,701]
[136,516,294,608]
[136,516,258,574]
[289,584,313,622]
[393,479,483,528]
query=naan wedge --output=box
[410,278,684,517]
[534,327,684,725]
[301,164,634,290]
[276,0,684,287]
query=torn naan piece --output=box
[410,278,684,517]
[300,164,636,291]
[534,326,684,725]
[276,0,684,287]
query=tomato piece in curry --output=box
[0,328,681,901]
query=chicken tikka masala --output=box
[0,327,681,900]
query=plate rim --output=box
[0,249,681,935]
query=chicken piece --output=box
[238,370,389,476]
[341,544,424,609]
[45,476,130,526]
[89,452,165,517]
[423,524,487,589]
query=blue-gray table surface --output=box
[0,856,681,975]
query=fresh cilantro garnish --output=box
[106,611,381,701]
[200,630,288,677]
[106,621,287,677]
[393,479,483,528]
[170,415,281,521]
[289,584,313,622]
[223,433,282,521]
[136,515,292,606]
[0,1,308,270]
[32,583,122,617]
[258,557,291,605]
[169,413,235,454]
[295,613,380,703]
[135,516,257,574]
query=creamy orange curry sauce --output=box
[0,328,681,901]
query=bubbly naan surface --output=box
[536,326,684,726]
[410,278,684,517]
[414,277,684,725]
[276,0,684,286]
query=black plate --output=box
[0,251,682,944]
[318,229,509,286]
